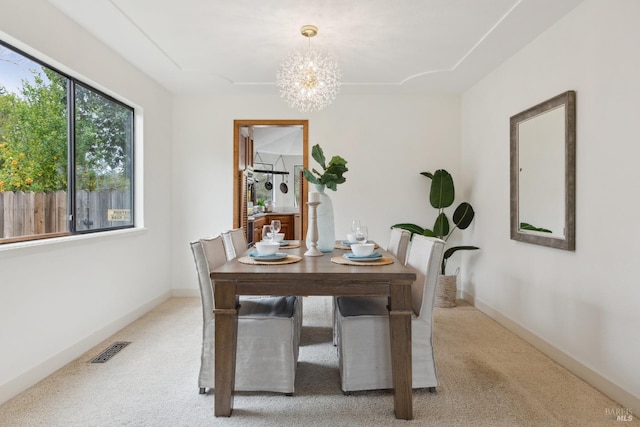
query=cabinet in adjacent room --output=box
[253,216,266,243]
[266,214,294,240]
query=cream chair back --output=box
[221,228,248,261]
[190,238,221,330]
[406,235,445,319]
[200,235,228,273]
[193,236,227,313]
[387,227,411,264]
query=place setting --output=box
[261,222,301,249]
[239,220,302,265]
[331,223,393,266]
[334,221,379,250]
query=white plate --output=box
[249,252,287,261]
[278,240,290,246]
[343,252,382,262]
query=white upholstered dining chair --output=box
[221,228,248,260]
[190,235,301,394]
[221,227,304,329]
[332,227,411,345]
[335,234,445,393]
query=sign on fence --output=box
[108,209,131,221]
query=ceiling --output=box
[48,0,584,97]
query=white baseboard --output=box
[461,290,639,412]
[171,288,199,297]
[0,291,172,406]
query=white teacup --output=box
[255,241,279,256]
[346,233,356,243]
[351,243,375,257]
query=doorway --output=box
[233,120,309,244]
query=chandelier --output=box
[277,25,341,112]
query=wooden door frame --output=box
[233,119,309,239]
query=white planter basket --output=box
[435,275,457,308]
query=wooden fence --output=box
[0,190,131,239]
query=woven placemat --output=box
[238,255,302,265]
[330,256,394,266]
[279,242,301,249]
[334,242,380,250]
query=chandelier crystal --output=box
[277,25,341,112]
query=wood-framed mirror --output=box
[510,91,576,250]
[233,119,309,246]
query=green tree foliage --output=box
[0,66,132,192]
[0,69,67,191]
[74,84,132,191]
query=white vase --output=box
[306,184,335,252]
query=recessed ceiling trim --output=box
[109,0,182,70]
[448,0,523,71]
[218,1,526,89]
[48,0,585,95]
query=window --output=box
[0,40,134,243]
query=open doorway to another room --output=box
[233,120,309,247]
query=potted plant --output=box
[256,198,265,213]
[302,144,348,251]
[303,144,348,191]
[393,169,479,307]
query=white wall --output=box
[461,0,640,409]
[0,0,173,403]
[171,93,461,291]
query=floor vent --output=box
[90,341,131,363]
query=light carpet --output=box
[0,296,634,426]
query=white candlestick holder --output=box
[304,201,323,256]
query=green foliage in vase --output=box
[393,169,479,275]
[303,144,348,191]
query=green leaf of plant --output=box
[303,168,319,184]
[441,245,480,275]
[520,222,552,233]
[433,212,449,238]
[327,155,347,167]
[430,169,455,209]
[443,246,480,260]
[325,181,337,191]
[422,229,437,237]
[311,144,326,169]
[391,223,425,236]
[420,171,434,179]
[452,202,475,229]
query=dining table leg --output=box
[214,282,238,417]
[388,280,414,420]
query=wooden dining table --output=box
[210,241,417,420]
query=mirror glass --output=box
[510,91,576,250]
